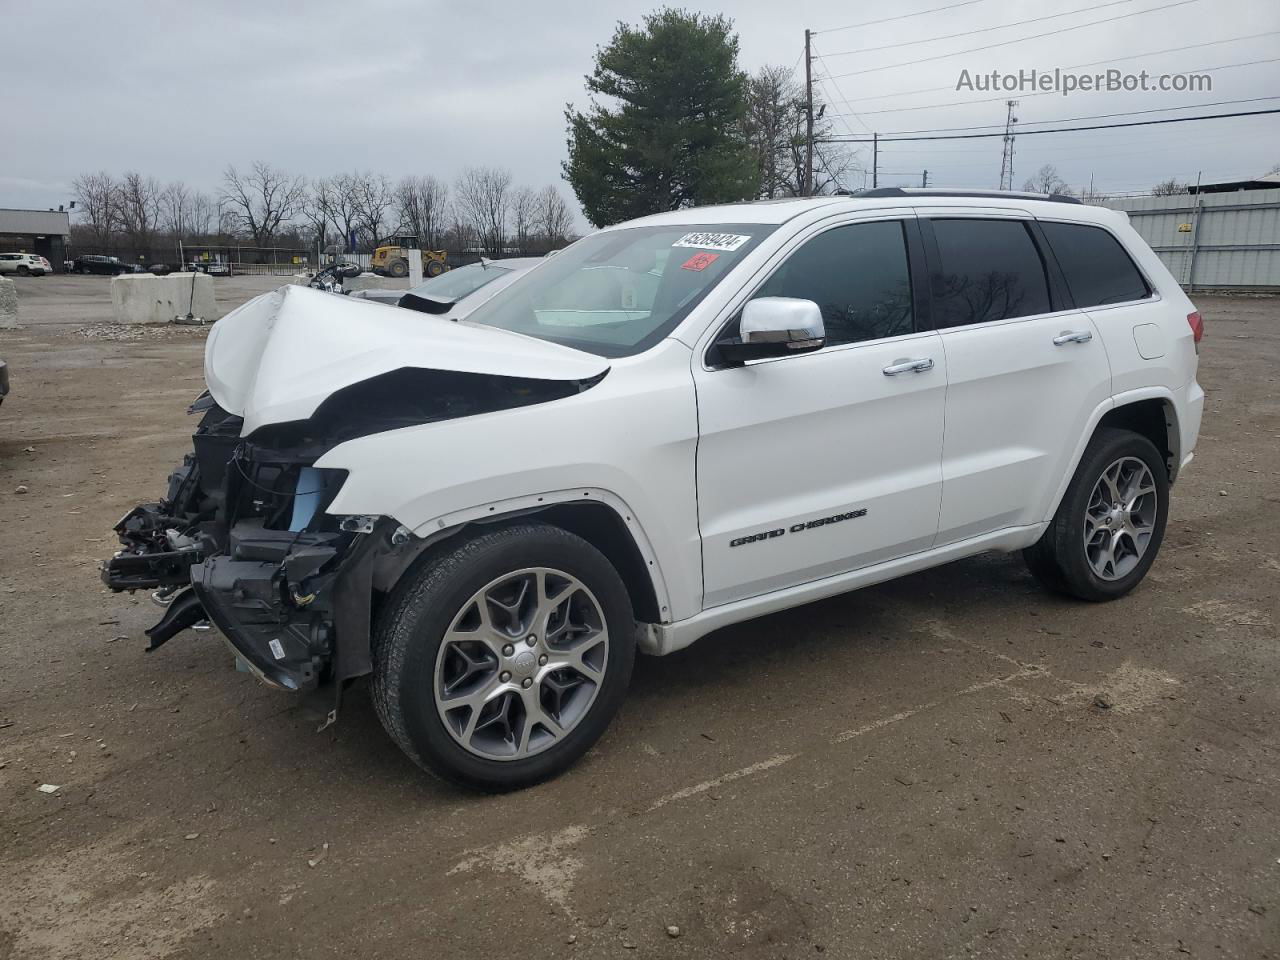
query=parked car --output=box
[0,253,51,276]
[103,189,1204,790]
[148,263,172,276]
[0,357,8,407]
[349,257,542,315]
[72,255,143,276]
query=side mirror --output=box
[717,297,826,365]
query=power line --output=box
[820,0,1135,58]
[813,0,993,36]
[821,30,1280,106]
[822,0,1199,81]
[869,96,1280,136]
[816,107,1280,143]
[825,55,1280,117]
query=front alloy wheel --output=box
[434,568,609,760]
[373,523,635,791]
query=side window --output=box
[753,220,914,347]
[930,219,1051,328]
[1040,221,1151,307]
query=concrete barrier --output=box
[110,272,216,325]
[0,277,17,328]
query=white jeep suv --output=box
[105,189,1204,790]
[0,252,51,276]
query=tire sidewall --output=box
[1055,430,1170,601]
[378,525,636,790]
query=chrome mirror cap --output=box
[741,297,826,348]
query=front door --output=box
[693,217,948,608]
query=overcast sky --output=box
[3,0,1278,228]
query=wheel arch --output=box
[372,491,670,626]
[1044,388,1182,524]
[1096,395,1180,481]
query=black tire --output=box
[425,258,446,278]
[372,522,636,791]
[1023,427,1169,602]
[388,258,409,278]
[16,265,30,277]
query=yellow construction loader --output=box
[369,235,448,279]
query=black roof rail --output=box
[850,187,1082,205]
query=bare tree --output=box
[535,185,574,247]
[455,166,512,256]
[743,65,856,197]
[115,171,162,260]
[511,186,538,253]
[1022,164,1074,196]
[316,173,362,251]
[395,175,450,249]
[160,180,200,238]
[1150,178,1188,196]
[300,180,333,251]
[352,172,394,248]
[71,171,120,250]
[221,161,307,247]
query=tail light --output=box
[1186,311,1204,348]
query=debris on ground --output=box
[14,484,28,494]
[37,784,61,794]
[308,842,329,868]
[666,925,682,938]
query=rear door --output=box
[921,213,1113,544]
[693,215,948,608]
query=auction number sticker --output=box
[672,232,752,252]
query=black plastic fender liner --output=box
[144,588,207,651]
[329,528,387,685]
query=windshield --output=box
[462,224,774,357]
[406,262,512,302]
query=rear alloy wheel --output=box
[373,523,635,791]
[16,265,30,276]
[1024,427,1169,601]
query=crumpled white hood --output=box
[205,285,609,435]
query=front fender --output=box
[314,340,703,621]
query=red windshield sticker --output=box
[681,251,720,272]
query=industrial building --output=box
[0,207,72,266]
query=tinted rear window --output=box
[930,219,1051,327]
[1040,221,1151,307]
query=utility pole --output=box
[872,133,878,188]
[921,169,929,188]
[804,28,814,197]
[998,99,1019,190]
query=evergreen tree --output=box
[564,8,757,226]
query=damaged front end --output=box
[103,392,383,694]
[103,283,611,713]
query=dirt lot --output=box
[1,280,1277,959]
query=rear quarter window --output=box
[1039,221,1151,307]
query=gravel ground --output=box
[0,290,1277,959]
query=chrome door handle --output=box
[1053,330,1093,345]
[882,357,934,376]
